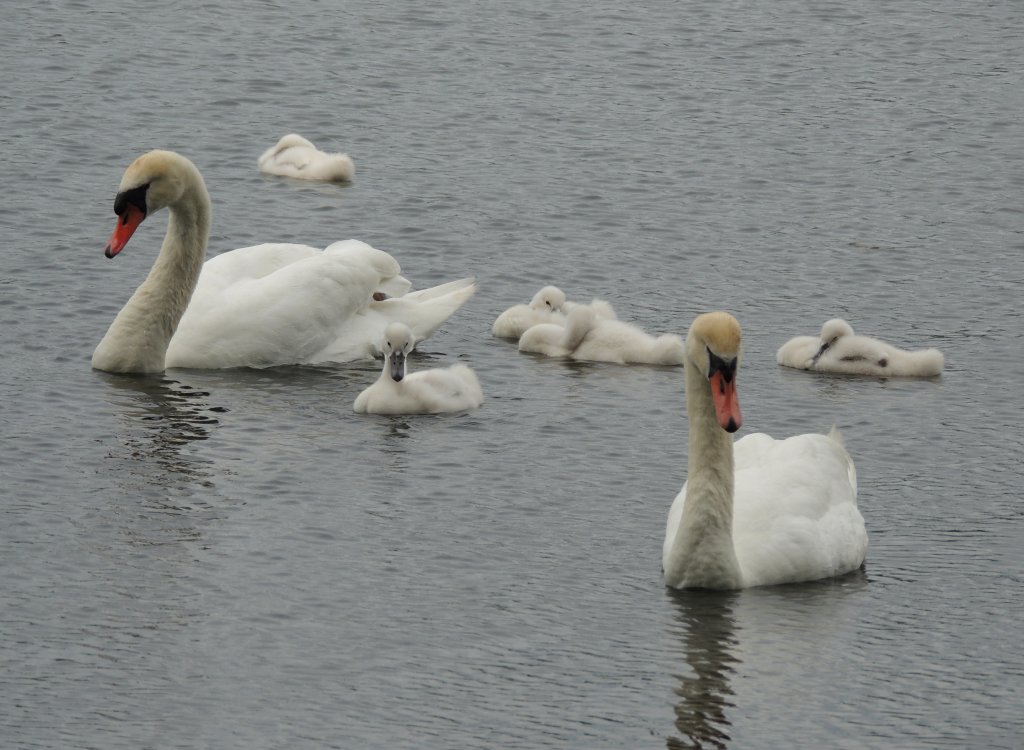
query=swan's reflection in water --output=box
[666,589,740,750]
[96,372,227,519]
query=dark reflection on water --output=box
[95,372,226,507]
[665,589,740,750]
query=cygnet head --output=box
[686,312,743,433]
[382,322,415,382]
[529,286,567,312]
[811,318,855,364]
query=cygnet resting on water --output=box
[519,306,684,365]
[492,286,618,339]
[492,286,568,339]
[777,318,944,377]
[257,134,355,182]
[354,323,483,415]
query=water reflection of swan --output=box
[97,373,225,498]
[666,590,740,750]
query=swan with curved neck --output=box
[92,151,210,373]
[353,322,483,414]
[663,312,867,589]
[92,150,474,373]
[777,318,944,377]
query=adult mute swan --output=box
[662,312,868,589]
[354,322,483,414]
[777,318,944,377]
[519,306,684,365]
[257,134,355,182]
[92,150,474,373]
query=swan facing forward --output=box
[519,306,684,366]
[777,318,944,377]
[354,323,483,414]
[257,134,355,182]
[93,150,474,373]
[662,312,868,589]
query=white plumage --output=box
[662,312,868,590]
[257,133,355,182]
[354,323,483,414]
[492,286,568,339]
[777,318,944,377]
[92,151,473,373]
[491,285,617,340]
[519,305,684,365]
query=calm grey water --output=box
[2,1,1022,748]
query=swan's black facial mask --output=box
[707,349,737,383]
[106,183,149,259]
[113,183,149,219]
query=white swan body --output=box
[519,306,684,366]
[662,312,867,590]
[92,151,474,373]
[257,134,355,182]
[777,318,944,377]
[354,323,483,414]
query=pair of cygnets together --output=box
[492,285,686,366]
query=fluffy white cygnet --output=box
[492,286,618,339]
[777,318,944,377]
[492,286,568,338]
[257,134,355,182]
[354,323,483,415]
[519,306,684,366]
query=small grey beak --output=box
[810,342,830,366]
[389,350,407,382]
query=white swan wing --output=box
[731,432,866,587]
[312,277,476,363]
[166,248,381,368]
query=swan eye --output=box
[114,183,150,217]
[707,348,737,382]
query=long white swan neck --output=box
[147,185,210,309]
[684,358,736,534]
[92,171,210,373]
[665,354,742,588]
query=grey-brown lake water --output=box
[2,1,1022,747]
